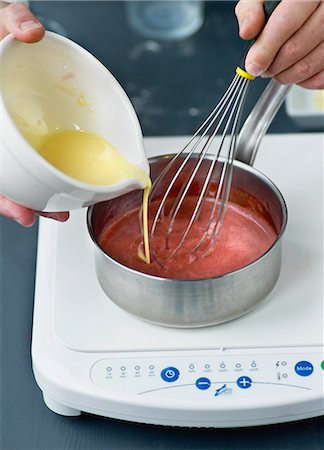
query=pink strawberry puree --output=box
[99,191,278,280]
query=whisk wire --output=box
[149,68,254,264]
[148,73,242,206]
[164,74,247,258]
[195,77,251,256]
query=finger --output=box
[0,2,44,42]
[246,0,320,76]
[0,195,36,227]
[274,42,324,85]
[297,69,324,90]
[37,211,70,222]
[267,2,324,76]
[235,0,265,40]
[0,1,10,39]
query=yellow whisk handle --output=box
[236,66,255,81]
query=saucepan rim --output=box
[87,154,288,282]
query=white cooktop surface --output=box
[41,134,323,352]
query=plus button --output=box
[237,376,252,389]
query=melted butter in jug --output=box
[37,129,147,186]
[9,94,151,263]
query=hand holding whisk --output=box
[147,1,281,265]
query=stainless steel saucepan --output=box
[87,80,291,328]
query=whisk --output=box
[148,1,280,264]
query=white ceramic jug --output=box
[0,32,149,211]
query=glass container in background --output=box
[125,1,205,41]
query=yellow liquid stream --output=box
[35,129,151,264]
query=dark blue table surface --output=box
[1,2,323,449]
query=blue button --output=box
[295,361,314,377]
[237,376,252,389]
[161,367,180,382]
[195,377,211,390]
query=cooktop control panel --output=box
[90,352,324,399]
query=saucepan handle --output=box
[235,0,292,166]
[235,80,292,167]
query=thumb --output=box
[0,3,44,42]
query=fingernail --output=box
[261,71,271,79]
[246,61,264,77]
[19,20,43,32]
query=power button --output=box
[161,367,180,382]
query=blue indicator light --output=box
[295,361,314,377]
[237,376,252,389]
[160,367,180,382]
[195,377,211,390]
